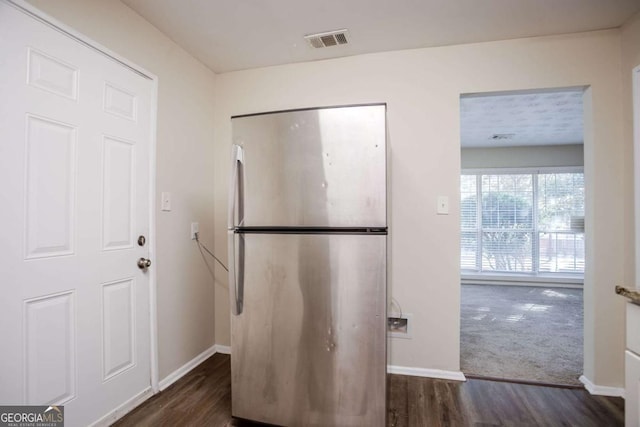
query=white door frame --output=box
[634,64,640,284]
[7,0,160,394]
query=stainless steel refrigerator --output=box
[228,104,387,426]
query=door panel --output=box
[102,278,136,381]
[24,291,76,405]
[27,47,79,101]
[231,105,386,228]
[103,82,138,121]
[24,115,77,258]
[0,3,153,425]
[102,135,136,250]
[231,232,386,426]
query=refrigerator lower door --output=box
[230,232,386,427]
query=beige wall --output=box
[461,144,584,169]
[213,30,628,386]
[25,0,218,380]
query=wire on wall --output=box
[195,232,228,272]
[390,297,403,319]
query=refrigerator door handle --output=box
[228,231,244,315]
[228,144,245,315]
[227,144,244,230]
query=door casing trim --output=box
[633,64,640,283]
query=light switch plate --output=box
[437,196,449,215]
[161,192,171,211]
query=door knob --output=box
[137,258,152,269]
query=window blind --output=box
[461,170,584,275]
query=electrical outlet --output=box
[388,317,408,333]
[191,222,199,240]
[387,313,413,339]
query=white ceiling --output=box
[460,88,584,148]
[121,0,640,73]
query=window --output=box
[461,169,584,276]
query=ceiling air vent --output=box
[304,29,349,49]
[490,133,515,140]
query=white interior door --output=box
[0,2,154,426]
[630,64,640,427]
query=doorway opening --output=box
[459,87,585,386]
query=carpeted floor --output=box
[460,284,583,386]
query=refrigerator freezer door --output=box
[230,232,386,426]
[231,105,386,228]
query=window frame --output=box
[461,166,584,278]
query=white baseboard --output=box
[206,347,467,384]
[579,375,625,398]
[214,344,231,354]
[159,344,217,391]
[90,387,153,427]
[90,344,225,426]
[387,365,466,382]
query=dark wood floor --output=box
[114,353,623,426]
